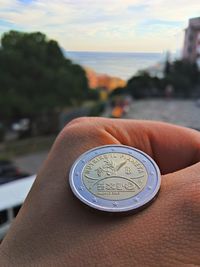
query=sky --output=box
[0,0,199,53]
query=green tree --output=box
[0,31,89,122]
[126,71,162,99]
[109,87,127,97]
[164,60,199,97]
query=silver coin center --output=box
[82,152,148,201]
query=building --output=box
[183,17,200,67]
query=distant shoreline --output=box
[66,51,163,55]
[65,51,165,80]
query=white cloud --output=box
[0,0,199,52]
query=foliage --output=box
[126,71,162,99]
[164,60,200,97]
[0,122,5,141]
[125,60,200,99]
[89,101,106,116]
[109,87,127,97]
[0,31,89,121]
[86,89,100,101]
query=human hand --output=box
[0,118,200,267]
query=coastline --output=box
[65,51,165,80]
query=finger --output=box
[89,118,200,174]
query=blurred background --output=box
[0,0,200,240]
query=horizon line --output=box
[64,50,171,54]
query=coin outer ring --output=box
[69,145,161,213]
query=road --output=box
[124,99,200,130]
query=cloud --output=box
[0,0,199,52]
[127,4,149,12]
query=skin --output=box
[0,117,200,267]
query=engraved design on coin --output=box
[82,153,148,200]
[69,145,161,213]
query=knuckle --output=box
[58,117,105,145]
[55,117,116,153]
[66,116,104,128]
[58,123,88,144]
[66,116,91,127]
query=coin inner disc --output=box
[82,152,148,201]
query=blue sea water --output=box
[65,51,165,80]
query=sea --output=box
[65,51,166,81]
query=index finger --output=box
[100,118,200,174]
[68,118,200,175]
